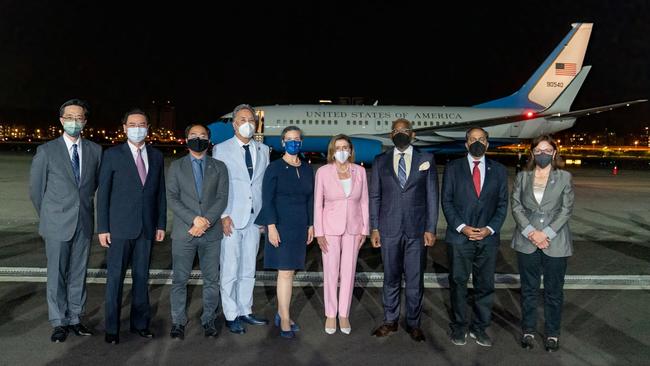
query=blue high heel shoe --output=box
[274,313,300,332]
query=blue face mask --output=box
[284,140,302,155]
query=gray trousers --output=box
[170,236,221,326]
[45,225,90,327]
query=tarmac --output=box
[0,152,649,365]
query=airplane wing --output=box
[413,99,647,134]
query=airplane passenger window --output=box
[328,120,331,125]
[334,120,338,125]
[365,121,368,125]
[377,121,381,126]
[347,121,350,125]
[303,120,306,124]
[353,121,356,125]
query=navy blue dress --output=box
[255,158,314,270]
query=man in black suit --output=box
[441,127,508,347]
[370,118,439,342]
[97,109,167,344]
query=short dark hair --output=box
[281,125,303,140]
[525,134,565,170]
[465,126,489,141]
[184,123,211,139]
[391,118,412,131]
[121,108,149,125]
[59,99,90,118]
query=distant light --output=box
[526,111,534,118]
[319,99,332,104]
[575,159,582,165]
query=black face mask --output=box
[392,133,411,150]
[534,153,553,168]
[187,137,210,153]
[468,141,487,157]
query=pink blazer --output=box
[314,163,369,237]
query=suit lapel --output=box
[122,143,142,186]
[57,137,77,186]
[461,157,477,198]
[79,139,90,187]
[539,169,558,207]
[251,140,263,181]
[385,148,402,188]
[403,149,420,191]
[182,155,200,200]
[480,159,494,198]
[229,137,248,176]
[201,157,217,199]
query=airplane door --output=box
[508,123,521,137]
[375,120,383,132]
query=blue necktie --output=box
[243,144,253,179]
[398,152,407,189]
[193,158,204,200]
[71,143,80,186]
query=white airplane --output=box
[208,22,646,163]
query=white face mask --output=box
[334,150,350,163]
[127,127,148,143]
[237,122,255,139]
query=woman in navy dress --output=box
[255,126,314,338]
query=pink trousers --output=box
[322,234,361,318]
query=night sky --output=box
[1,1,648,132]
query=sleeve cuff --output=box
[521,225,535,237]
[542,226,558,240]
[456,224,466,233]
[486,226,495,235]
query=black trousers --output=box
[105,233,152,334]
[380,233,426,328]
[447,241,498,332]
[517,249,568,337]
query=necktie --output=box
[71,143,80,186]
[398,153,407,189]
[135,148,147,185]
[243,144,253,179]
[193,158,204,200]
[473,161,481,197]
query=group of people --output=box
[30,99,574,353]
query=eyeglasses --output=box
[62,115,85,122]
[392,128,412,134]
[533,148,554,154]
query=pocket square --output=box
[418,161,430,171]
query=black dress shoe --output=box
[545,337,559,352]
[521,334,535,349]
[225,318,246,334]
[170,324,185,340]
[450,328,467,346]
[239,314,269,326]
[130,327,154,338]
[203,320,219,338]
[69,323,93,336]
[405,326,426,342]
[372,322,398,337]
[105,333,119,344]
[51,326,68,343]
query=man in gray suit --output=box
[29,99,102,342]
[167,124,229,340]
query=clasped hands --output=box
[527,230,550,249]
[461,226,491,241]
[189,216,211,237]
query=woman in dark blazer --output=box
[511,135,574,352]
[255,126,314,339]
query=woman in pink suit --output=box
[314,134,369,335]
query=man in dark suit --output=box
[29,99,102,342]
[441,127,508,347]
[97,109,166,344]
[167,124,229,340]
[370,118,439,342]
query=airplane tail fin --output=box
[476,23,593,110]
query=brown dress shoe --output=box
[405,326,426,342]
[372,322,398,337]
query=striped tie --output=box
[398,153,407,188]
[71,143,80,186]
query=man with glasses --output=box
[167,124,229,340]
[441,127,508,347]
[370,118,439,342]
[213,104,270,334]
[29,99,103,342]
